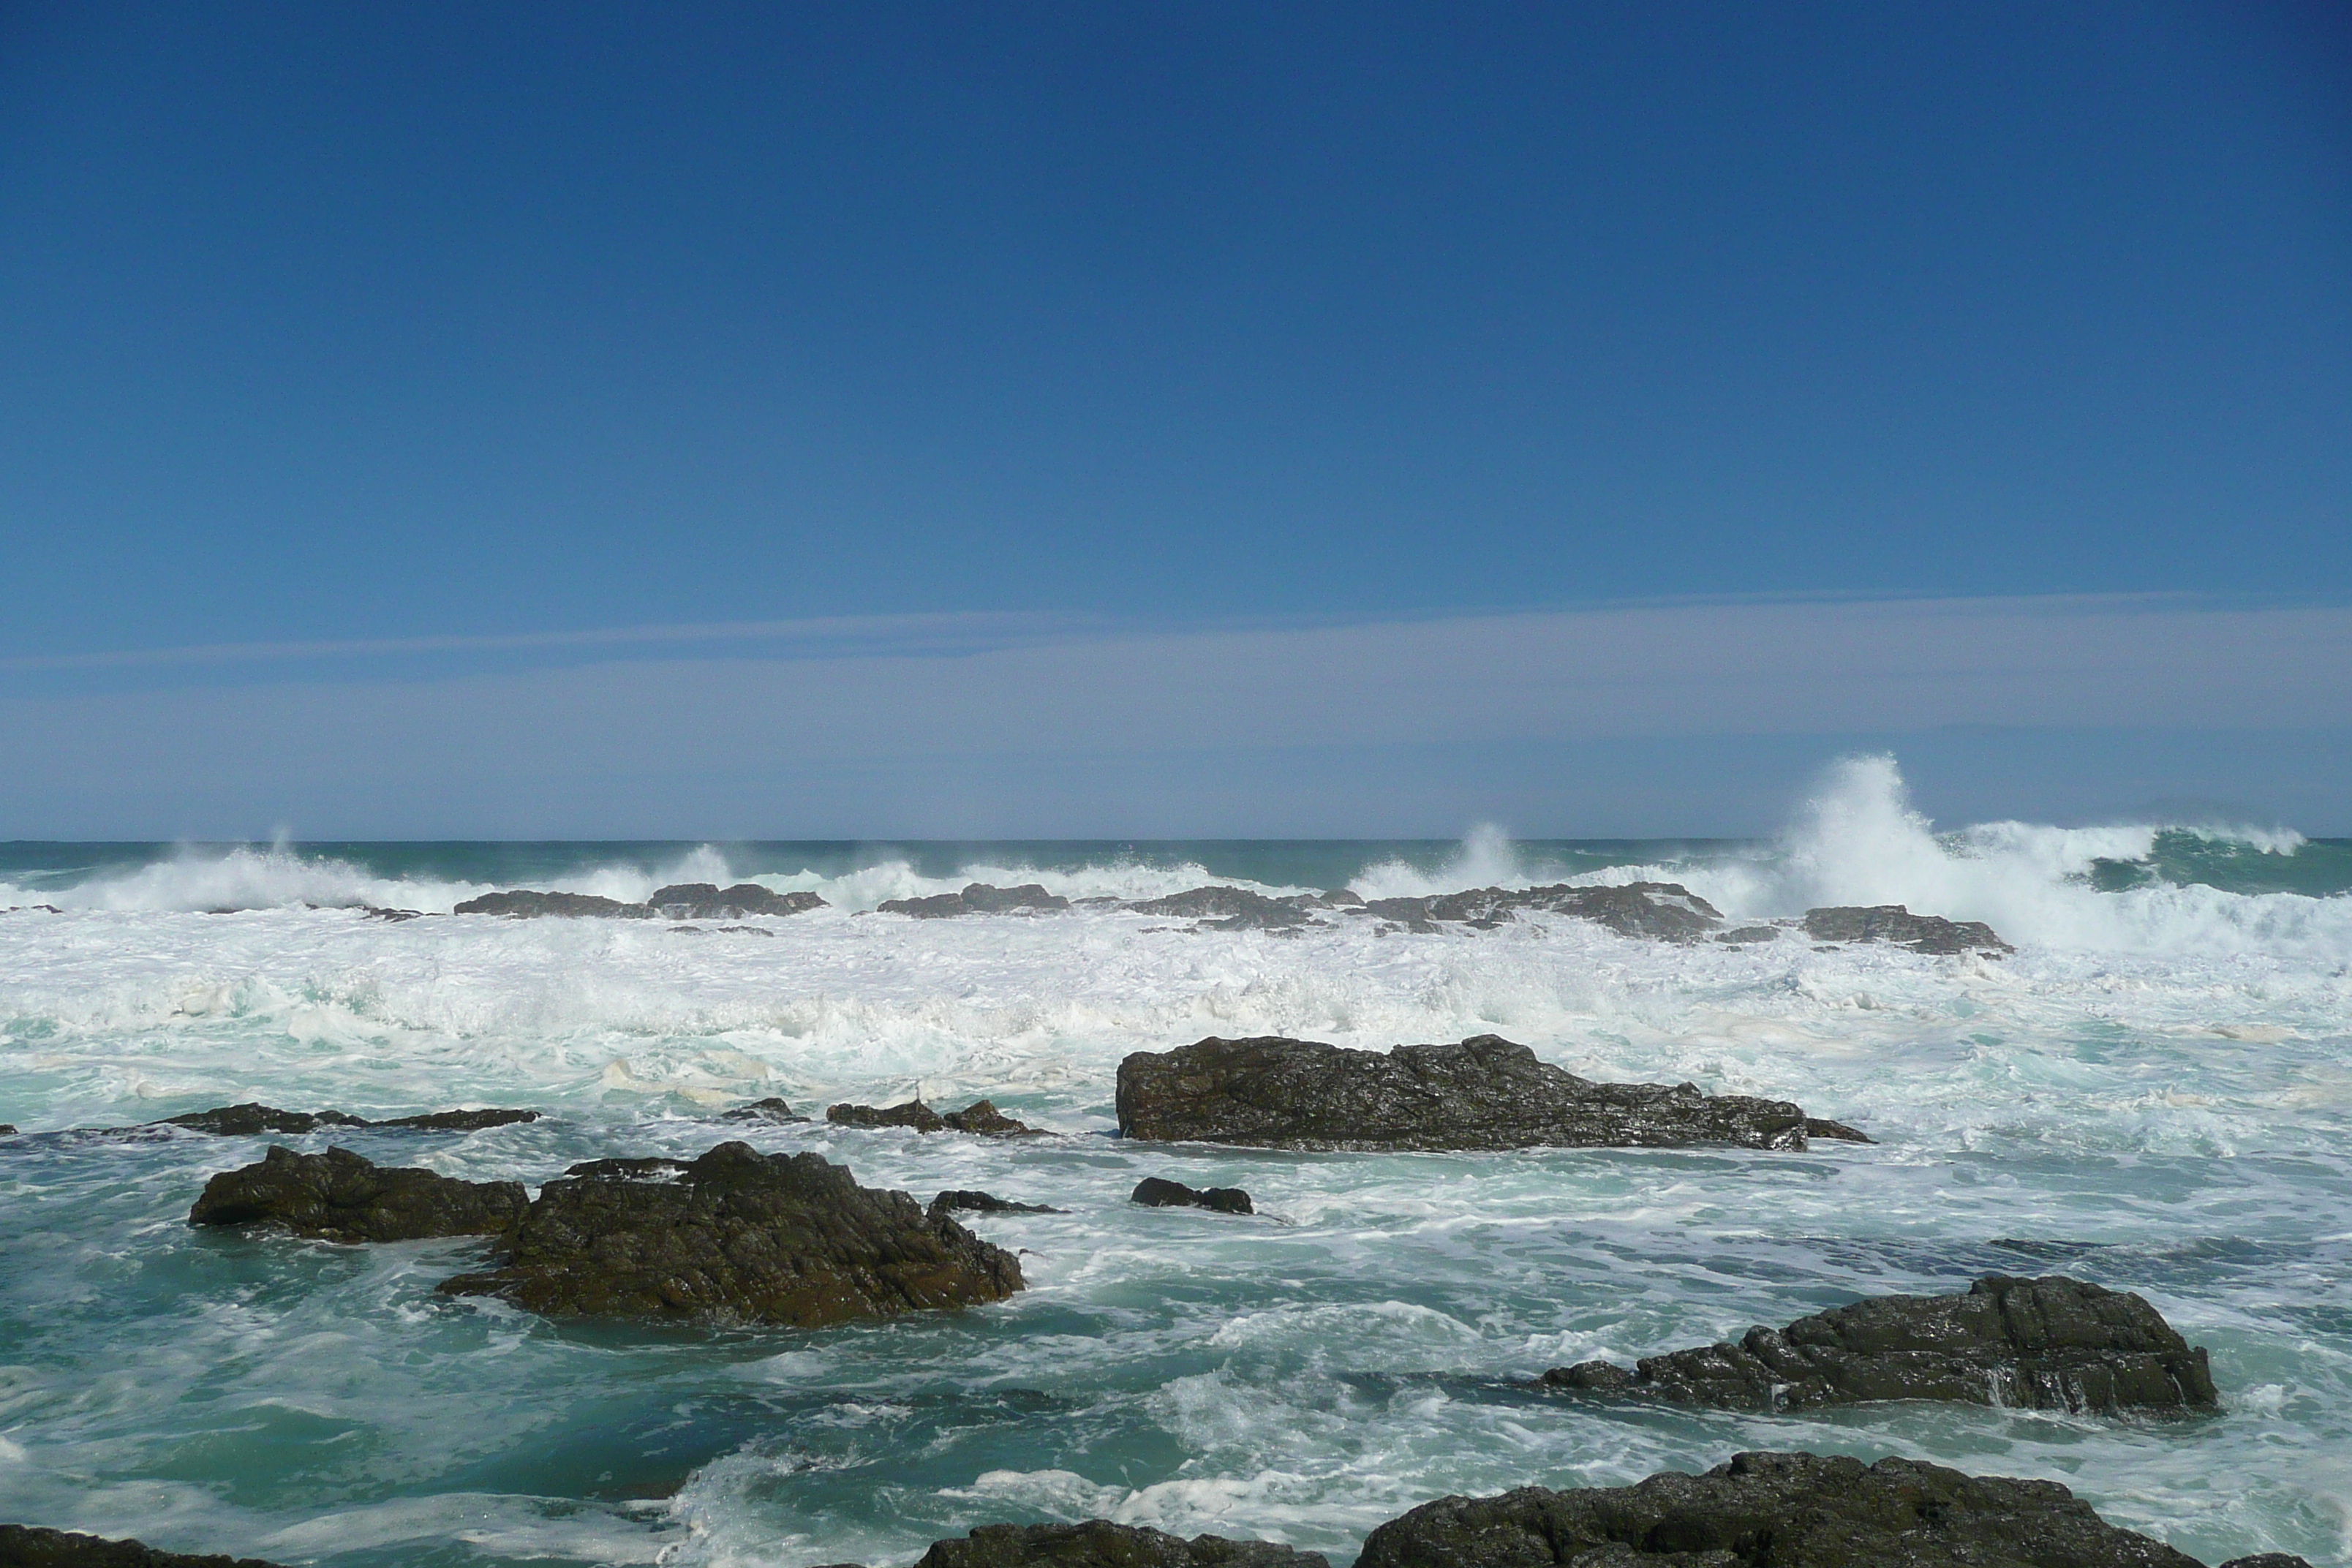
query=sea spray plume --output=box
[1352,823,1545,901]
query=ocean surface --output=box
[2,758,2348,1567]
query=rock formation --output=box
[1117,1035,1868,1152]
[1353,882,1724,941]
[187,1146,529,1244]
[451,885,824,919]
[1544,1273,2216,1414]
[1354,1451,2208,1568]
[875,883,1071,917]
[1131,1176,1254,1214]
[826,1098,1039,1135]
[721,1096,808,1122]
[911,1521,1326,1568]
[437,1141,1022,1326]
[1802,905,2013,954]
[0,1525,288,1567]
[930,1190,1065,1217]
[152,1104,538,1136]
[1126,887,1315,930]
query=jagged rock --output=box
[1802,905,2013,955]
[358,905,423,921]
[437,1141,1023,1325]
[722,1096,808,1123]
[1131,1176,1254,1214]
[1354,1451,2203,1568]
[912,1520,1326,1567]
[1716,924,1781,944]
[188,1146,529,1244]
[647,883,826,919]
[0,1524,288,1567]
[826,1098,1039,1135]
[1352,882,1722,941]
[2219,1557,2316,1568]
[452,889,649,918]
[151,1104,536,1136]
[1117,1035,1868,1152]
[1126,887,1313,930]
[1544,1273,2216,1414]
[875,883,1071,917]
[930,1190,1066,1217]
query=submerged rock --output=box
[1131,1176,1254,1214]
[647,883,826,919]
[1126,887,1313,930]
[151,1104,537,1136]
[0,1524,288,1567]
[930,1190,1066,1217]
[912,1521,1325,1567]
[826,1098,1039,1135]
[721,1096,809,1123]
[0,1125,17,1137]
[1355,1451,2204,1568]
[1354,882,1723,941]
[188,1146,529,1244]
[437,1142,1023,1326]
[1117,1035,1869,1152]
[1544,1273,2217,1414]
[1802,904,2013,954]
[875,883,1071,917]
[451,889,647,918]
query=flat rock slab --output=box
[188,1146,529,1244]
[438,1141,1023,1326]
[1545,1273,2216,1414]
[912,1521,1327,1568]
[451,885,825,919]
[1355,1451,2204,1568]
[876,882,1071,917]
[1117,1035,1868,1152]
[930,1190,1066,1217]
[1354,881,1724,941]
[151,1103,537,1136]
[1125,886,1316,930]
[0,1525,287,1567]
[1803,905,2012,954]
[1131,1176,1254,1213]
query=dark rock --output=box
[1116,1035,1869,1152]
[0,1125,16,1137]
[358,905,423,921]
[722,1096,808,1123]
[188,1146,529,1244]
[913,1520,1325,1568]
[876,883,1071,918]
[451,889,650,918]
[942,1099,1041,1135]
[0,1523,288,1567]
[1131,1176,1254,1214]
[827,1099,948,1132]
[1716,924,1781,944]
[647,883,827,919]
[149,1103,535,1136]
[2217,1557,2316,1568]
[1354,1450,2202,1568]
[930,1190,1066,1217]
[372,1109,540,1132]
[1354,882,1723,942]
[1802,905,2013,955]
[437,1141,1023,1325]
[1543,1273,2216,1414]
[1127,887,1313,930]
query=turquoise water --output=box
[3,763,2348,1565]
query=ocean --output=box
[1,757,2348,1567]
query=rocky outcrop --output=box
[911,1521,1325,1568]
[1354,882,1723,941]
[1131,1176,1254,1214]
[452,889,646,918]
[721,1096,808,1123]
[188,1146,529,1244]
[0,1125,16,1137]
[647,883,826,919]
[153,1104,538,1136]
[437,1142,1022,1326]
[1802,905,2012,955]
[1354,1451,2204,1568]
[1544,1274,2216,1414]
[0,1525,287,1567]
[826,1098,1040,1135]
[1127,887,1313,930]
[876,883,1071,917]
[930,1190,1066,1217]
[1117,1035,1868,1152]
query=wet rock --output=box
[1354,1450,2205,1568]
[358,905,423,921]
[1131,1176,1254,1214]
[188,1146,529,1244]
[2217,1557,2316,1568]
[1354,882,1722,942]
[826,1098,1039,1135]
[912,1520,1326,1568]
[1715,924,1781,944]
[0,1125,17,1137]
[1126,887,1313,930]
[1544,1273,2217,1414]
[372,1109,539,1132]
[930,1190,1066,1217]
[942,1099,1041,1135]
[437,1141,1023,1325]
[647,883,826,919]
[722,1096,808,1123]
[1117,1035,1869,1152]
[1801,904,2013,955]
[451,889,649,918]
[151,1104,536,1136]
[875,883,1071,917]
[0,1524,288,1567]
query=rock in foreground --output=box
[1117,1035,1868,1152]
[913,1521,1326,1568]
[438,1142,1022,1326]
[1545,1273,2215,1414]
[1803,904,2013,954]
[1356,1451,2200,1568]
[188,1146,529,1244]
[1131,1176,1254,1214]
[0,1525,287,1567]
[876,883,1071,917]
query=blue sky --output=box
[3,3,2348,835]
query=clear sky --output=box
[3,3,2348,836]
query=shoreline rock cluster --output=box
[453,882,827,919]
